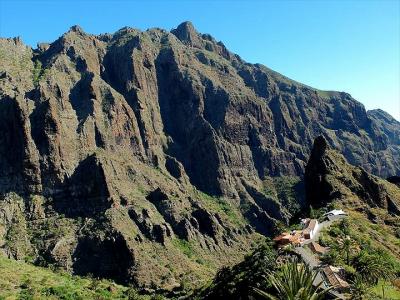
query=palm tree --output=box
[353,250,395,285]
[339,236,353,265]
[253,260,332,300]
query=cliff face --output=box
[305,136,400,215]
[0,22,399,288]
[2,22,400,199]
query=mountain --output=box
[306,136,400,215]
[0,21,399,290]
[194,137,400,300]
[305,136,400,260]
[303,137,400,298]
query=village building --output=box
[323,209,347,217]
[323,266,350,292]
[303,219,319,239]
[273,231,302,247]
[308,241,328,255]
[323,209,347,221]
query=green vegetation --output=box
[197,191,244,227]
[172,238,195,258]
[371,280,400,300]
[319,217,400,299]
[1,193,34,261]
[0,255,130,299]
[32,60,48,86]
[193,242,277,299]
[254,260,332,300]
[308,206,327,222]
[350,277,400,300]
[0,255,173,299]
[350,275,372,300]
[315,90,337,99]
[262,176,305,218]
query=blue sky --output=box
[1,0,399,120]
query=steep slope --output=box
[305,136,400,257]
[0,254,130,299]
[0,21,399,289]
[195,137,400,300]
[1,22,400,198]
[305,135,400,214]
[192,242,279,300]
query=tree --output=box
[339,236,354,265]
[253,260,332,300]
[196,242,278,299]
[338,219,350,236]
[352,250,395,285]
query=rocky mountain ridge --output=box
[306,135,400,216]
[0,21,399,289]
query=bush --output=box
[343,265,356,281]
[321,249,341,266]
[318,233,330,247]
[44,286,83,300]
[193,242,278,299]
[17,289,34,300]
[126,288,141,300]
[338,219,351,236]
[328,226,342,237]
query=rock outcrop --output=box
[305,136,400,215]
[0,22,399,288]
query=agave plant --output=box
[253,260,333,300]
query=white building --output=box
[323,209,347,217]
[303,219,319,239]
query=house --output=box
[323,209,347,217]
[308,241,328,255]
[324,209,347,221]
[303,219,319,239]
[323,266,350,292]
[273,231,302,247]
[329,266,346,278]
[301,218,310,226]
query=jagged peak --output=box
[69,25,85,34]
[0,36,25,46]
[110,26,141,43]
[115,26,136,34]
[57,25,88,44]
[310,135,329,158]
[36,42,50,52]
[174,21,196,34]
[171,21,201,46]
[368,109,400,124]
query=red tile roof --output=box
[309,242,328,254]
[323,266,349,289]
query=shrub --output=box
[126,288,142,300]
[343,265,357,281]
[44,286,83,300]
[321,248,342,266]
